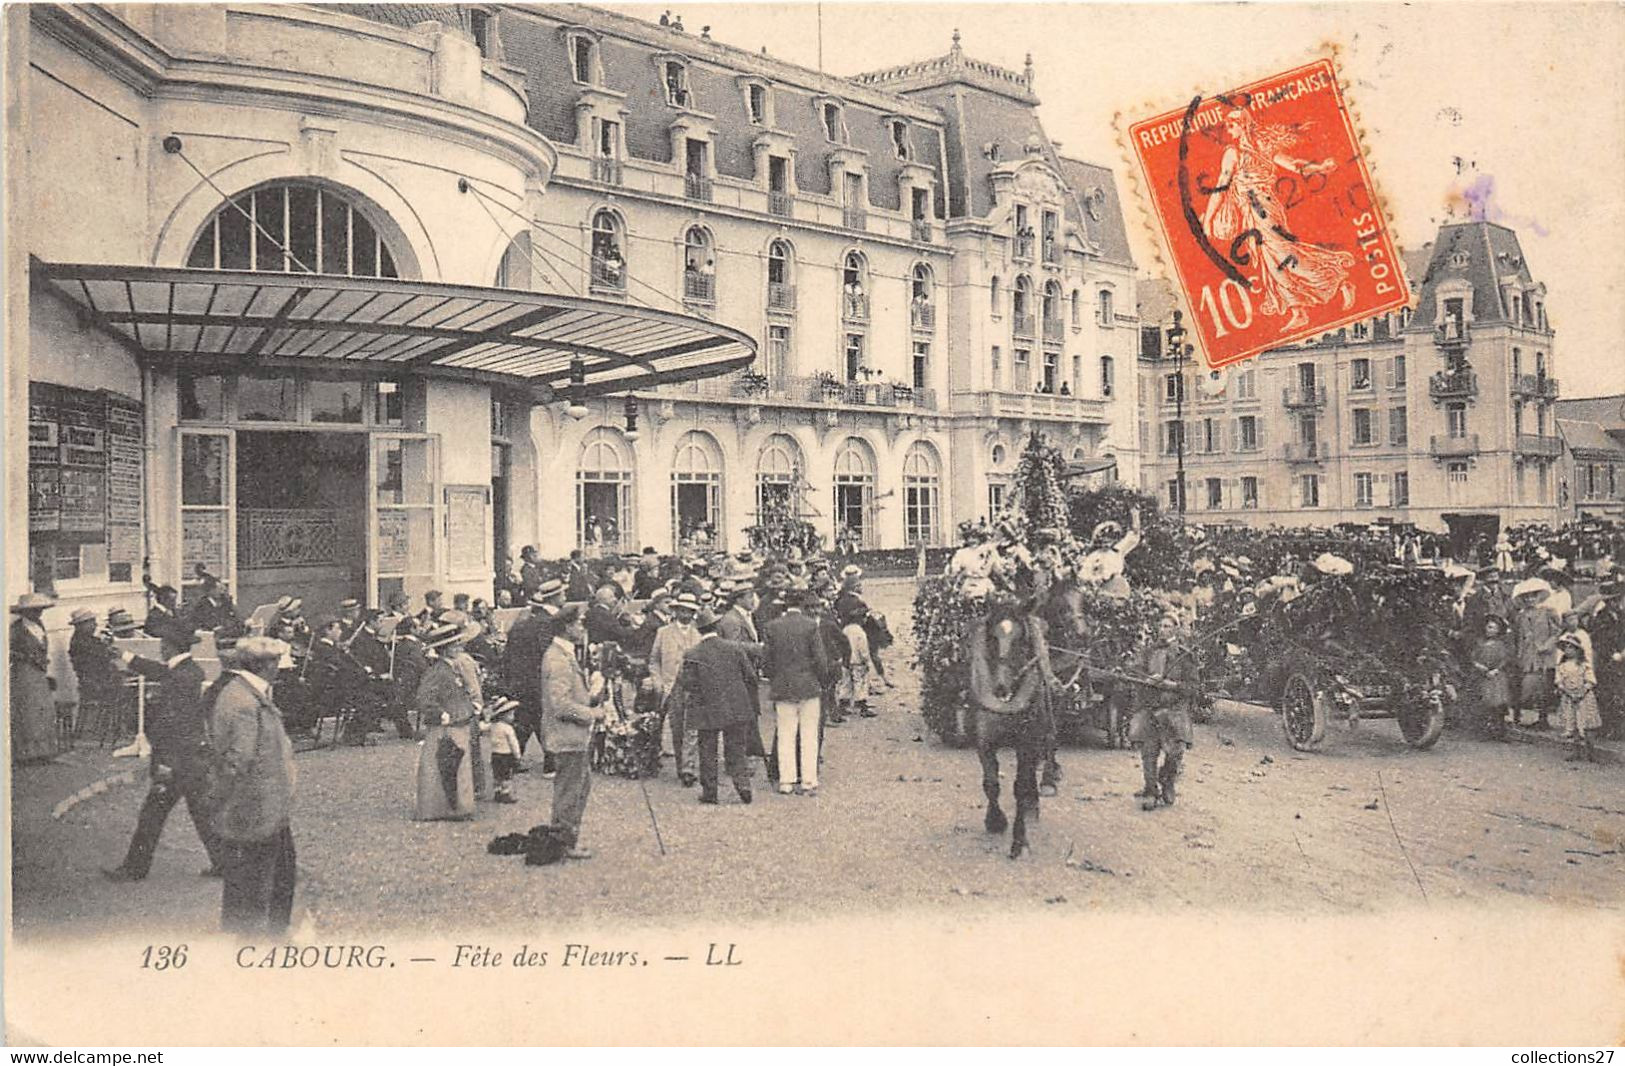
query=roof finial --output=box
[1024,52,1034,86]
[951,28,962,55]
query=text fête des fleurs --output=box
[228,942,743,969]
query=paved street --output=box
[11,578,1621,940]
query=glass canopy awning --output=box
[38,261,758,401]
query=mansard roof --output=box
[1409,221,1542,327]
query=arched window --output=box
[842,251,869,322]
[832,437,877,549]
[990,275,1002,316]
[911,263,933,301]
[910,263,935,331]
[577,427,633,552]
[1013,276,1034,336]
[1043,279,1063,324]
[589,210,625,291]
[756,433,804,525]
[186,181,400,277]
[495,232,533,290]
[903,441,941,546]
[683,226,715,303]
[671,430,723,551]
[766,239,795,314]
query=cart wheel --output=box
[1397,693,1446,749]
[1278,672,1327,751]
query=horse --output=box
[966,602,1056,858]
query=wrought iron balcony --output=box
[591,157,623,186]
[1430,433,1481,458]
[1428,368,1478,400]
[1515,433,1562,458]
[767,282,797,312]
[682,272,715,304]
[768,191,793,217]
[911,218,932,242]
[842,292,870,323]
[1281,385,1328,408]
[1282,441,1325,463]
[1433,320,1470,350]
[910,301,936,331]
[1012,312,1035,338]
[1013,233,1035,260]
[1042,317,1065,344]
[684,174,713,202]
[843,205,868,231]
[589,256,625,292]
[1512,374,1559,399]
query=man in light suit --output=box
[647,596,702,785]
[763,588,833,795]
[541,606,606,859]
[208,636,297,934]
[681,609,759,805]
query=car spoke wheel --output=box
[1278,672,1327,751]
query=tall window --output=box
[1351,358,1372,390]
[1393,471,1410,505]
[1354,472,1373,507]
[664,61,690,106]
[589,210,625,291]
[910,263,935,332]
[186,181,400,277]
[1241,476,1259,509]
[911,340,930,391]
[990,346,1003,391]
[577,428,633,551]
[1164,373,1185,404]
[833,438,876,548]
[903,443,941,546]
[1300,474,1320,508]
[1352,408,1373,445]
[1447,402,1468,438]
[989,276,1002,316]
[844,333,865,382]
[767,239,795,311]
[1391,355,1407,388]
[1235,368,1257,399]
[671,430,723,552]
[570,35,596,83]
[1099,356,1115,398]
[1238,415,1260,451]
[1206,477,1223,510]
[889,119,911,161]
[766,324,791,385]
[1071,290,1082,327]
[747,83,768,125]
[1012,276,1033,332]
[1097,288,1114,324]
[682,226,715,303]
[756,434,802,521]
[822,101,845,142]
[1389,406,1408,446]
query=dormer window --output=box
[888,119,911,161]
[469,8,498,59]
[571,34,597,84]
[664,60,690,107]
[822,100,846,143]
[748,84,768,125]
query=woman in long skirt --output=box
[413,622,478,820]
[11,593,59,764]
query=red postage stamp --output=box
[1128,58,1410,369]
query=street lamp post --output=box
[1167,310,1191,516]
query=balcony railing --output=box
[911,218,932,242]
[1430,433,1481,458]
[1042,317,1065,344]
[1282,441,1325,463]
[843,205,868,231]
[682,272,715,304]
[591,157,623,185]
[768,191,793,217]
[767,282,797,312]
[684,174,713,202]
[842,292,869,323]
[1428,369,1478,400]
[1013,312,1035,338]
[1013,233,1035,260]
[910,302,935,331]
[1512,374,1559,399]
[1281,385,1328,408]
[1434,321,1471,349]
[974,390,1109,423]
[1515,433,1562,458]
[590,256,626,292]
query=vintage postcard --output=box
[4,0,1623,1049]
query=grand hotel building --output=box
[6,3,1141,688]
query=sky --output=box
[615,1,1625,398]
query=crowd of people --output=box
[10,542,899,933]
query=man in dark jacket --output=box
[390,617,429,738]
[519,546,544,598]
[503,592,553,757]
[680,610,759,804]
[69,608,125,738]
[103,622,226,881]
[633,547,664,600]
[1129,615,1201,810]
[762,589,833,795]
[308,618,380,744]
[565,550,595,603]
[586,584,642,647]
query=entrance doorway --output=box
[234,431,368,620]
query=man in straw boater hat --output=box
[541,605,608,859]
[647,594,703,785]
[11,591,59,764]
[103,617,227,882]
[68,607,124,740]
[207,635,298,934]
[762,586,834,795]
